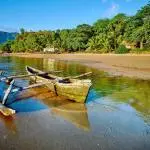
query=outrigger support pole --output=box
[1,80,49,106]
[2,79,15,105]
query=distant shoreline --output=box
[1,53,150,80]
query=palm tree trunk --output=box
[140,38,144,49]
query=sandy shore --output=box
[4,53,150,80]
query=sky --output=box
[0,0,149,32]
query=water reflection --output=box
[91,74,150,124]
[8,87,90,131]
[1,56,150,124]
[0,56,150,149]
[32,87,90,131]
[0,114,17,134]
[43,59,55,71]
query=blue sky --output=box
[0,0,149,32]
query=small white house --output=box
[43,47,55,53]
[122,41,136,49]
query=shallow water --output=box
[0,56,150,150]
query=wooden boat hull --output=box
[26,66,92,103]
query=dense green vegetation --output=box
[0,2,150,53]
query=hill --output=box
[0,31,17,43]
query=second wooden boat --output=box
[26,66,92,103]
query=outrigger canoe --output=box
[26,66,92,103]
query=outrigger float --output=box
[0,66,92,116]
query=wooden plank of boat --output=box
[0,103,15,116]
[0,81,55,116]
[0,70,62,82]
[26,66,92,103]
[11,82,50,93]
[26,66,92,81]
[60,72,92,81]
[2,79,15,105]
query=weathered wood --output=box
[73,72,92,79]
[2,80,15,105]
[71,72,92,79]
[11,82,49,93]
[26,66,92,103]
[0,103,15,116]
[0,70,62,82]
[59,72,92,82]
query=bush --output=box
[130,48,150,53]
[0,41,13,53]
[115,45,130,54]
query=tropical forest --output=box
[0,2,150,54]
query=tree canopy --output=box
[0,2,150,53]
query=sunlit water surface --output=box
[0,56,150,150]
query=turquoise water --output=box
[0,56,150,150]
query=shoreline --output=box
[2,53,150,80]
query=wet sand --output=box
[0,56,150,150]
[7,53,150,80]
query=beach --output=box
[0,56,150,150]
[7,53,150,80]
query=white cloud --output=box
[103,3,119,18]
